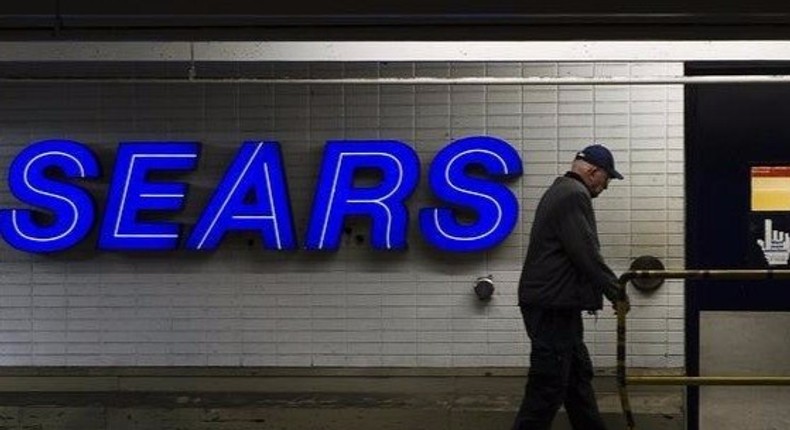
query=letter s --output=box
[419,136,523,252]
[0,140,100,253]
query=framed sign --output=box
[750,165,790,267]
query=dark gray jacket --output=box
[518,172,620,310]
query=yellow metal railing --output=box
[615,269,790,429]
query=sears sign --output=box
[0,136,523,254]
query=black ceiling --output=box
[2,1,790,40]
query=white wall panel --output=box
[0,61,684,368]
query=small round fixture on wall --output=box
[474,275,495,301]
[628,255,666,293]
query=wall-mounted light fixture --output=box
[474,275,494,301]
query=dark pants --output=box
[512,307,607,430]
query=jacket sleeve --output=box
[554,191,621,304]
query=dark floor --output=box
[0,368,684,430]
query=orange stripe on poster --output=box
[752,166,790,177]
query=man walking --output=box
[513,144,629,430]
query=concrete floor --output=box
[0,368,683,430]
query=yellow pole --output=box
[616,288,635,429]
[628,376,790,386]
[615,269,790,429]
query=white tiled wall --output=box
[0,62,684,367]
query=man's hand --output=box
[614,294,630,315]
[605,285,630,315]
[612,290,630,315]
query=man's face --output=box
[589,167,611,198]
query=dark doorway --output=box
[686,62,790,429]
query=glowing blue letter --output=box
[99,142,199,250]
[0,140,100,253]
[305,140,420,251]
[186,142,296,251]
[419,136,522,252]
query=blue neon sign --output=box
[0,136,523,254]
[99,142,199,250]
[187,141,296,251]
[0,140,100,253]
[419,136,523,252]
[305,140,420,251]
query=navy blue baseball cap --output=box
[575,144,624,180]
